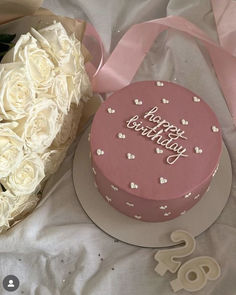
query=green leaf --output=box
[0,34,16,43]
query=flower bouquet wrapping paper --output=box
[0,1,99,232]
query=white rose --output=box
[0,62,34,120]
[32,22,77,72]
[0,190,16,230]
[3,33,55,93]
[41,148,67,176]
[70,34,92,103]
[50,73,72,114]
[68,36,92,104]
[16,99,60,153]
[31,23,92,104]
[52,103,82,148]
[0,126,24,178]
[1,153,45,196]
[72,69,92,104]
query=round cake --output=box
[90,81,222,222]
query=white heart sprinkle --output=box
[159,177,167,184]
[134,99,143,105]
[180,211,186,215]
[107,107,115,114]
[88,133,91,141]
[164,212,171,216]
[184,192,191,198]
[193,96,200,102]
[212,126,219,133]
[127,153,135,160]
[96,149,104,156]
[118,132,126,139]
[156,148,163,154]
[111,184,118,191]
[156,81,164,87]
[130,182,138,189]
[105,196,112,202]
[134,215,142,220]
[126,202,134,207]
[181,119,189,126]
[161,98,169,104]
[92,167,96,175]
[194,146,203,154]
[160,205,168,210]
[194,194,200,200]
[206,186,211,193]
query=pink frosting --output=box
[90,81,222,222]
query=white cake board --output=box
[72,127,232,248]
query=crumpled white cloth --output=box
[0,0,235,294]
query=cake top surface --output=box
[90,81,222,200]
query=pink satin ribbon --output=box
[84,1,236,125]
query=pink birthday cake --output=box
[90,81,222,222]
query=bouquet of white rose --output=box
[0,19,93,232]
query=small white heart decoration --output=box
[118,132,126,139]
[88,133,91,141]
[130,182,138,189]
[96,149,104,156]
[111,184,118,191]
[180,210,186,215]
[159,177,167,184]
[127,153,135,160]
[212,126,219,133]
[156,148,163,154]
[206,186,211,192]
[164,212,171,216]
[181,119,189,126]
[134,215,142,219]
[126,202,134,207]
[194,146,203,154]
[193,96,200,102]
[194,194,200,200]
[134,99,143,105]
[105,196,112,202]
[161,98,169,104]
[156,81,164,87]
[160,205,168,210]
[107,107,115,114]
[184,192,191,198]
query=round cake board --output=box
[72,126,232,248]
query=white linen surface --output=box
[0,0,235,294]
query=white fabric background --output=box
[0,0,236,294]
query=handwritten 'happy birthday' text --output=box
[126,106,188,165]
